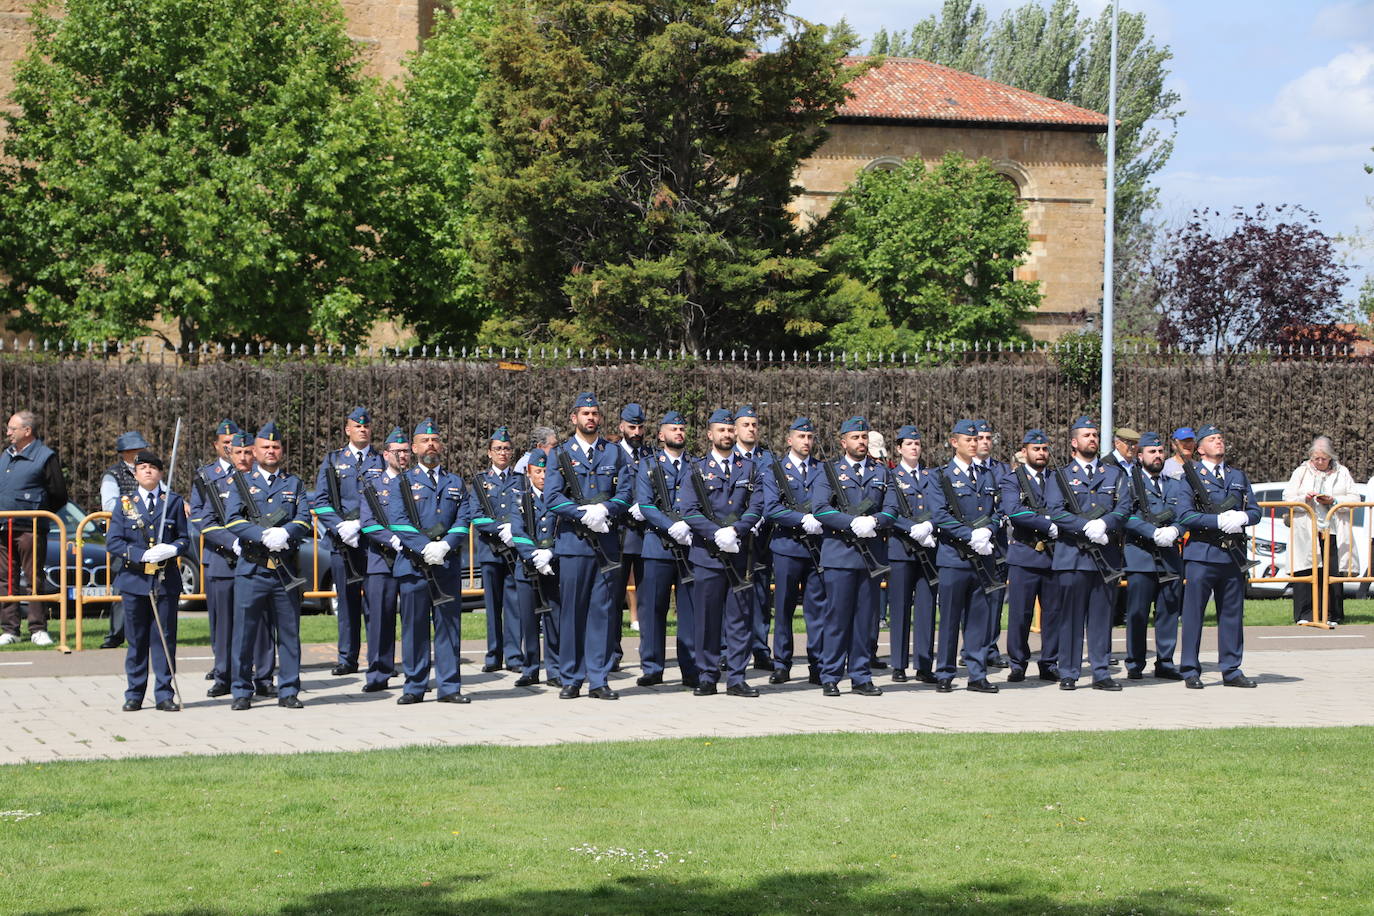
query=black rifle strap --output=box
[1014,465,1044,510]
[935,467,971,525]
[397,469,426,534]
[556,446,589,505]
[232,469,263,520]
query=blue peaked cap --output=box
[789,417,814,433]
[1022,428,1049,445]
[660,410,687,426]
[347,406,371,425]
[1070,416,1098,432]
[839,417,870,434]
[414,418,440,438]
[256,421,282,442]
[734,405,758,420]
[895,425,922,443]
[1196,424,1223,442]
[385,426,408,445]
[951,419,978,437]
[1138,431,1163,449]
[620,403,646,424]
[708,408,735,425]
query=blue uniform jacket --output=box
[510,480,557,580]
[1043,461,1133,572]
[680,452,764,570]
[1122,468,1187,575]
[190,460,238,580]
[357,467,402,576]
[1177,462,1260,565]
[999,465,1056,571]
[635,449,696,562]
[812,457,899,570]
[928,460,1003,569]
[311,446,385,538]
[619,441,653,555]
[106,489,190,596]
[542,437,631,558]
[888,463,939,565]
[220,467,313,575]
[384,466,471,579]
[762,453,827,560]
[469,469,526,565]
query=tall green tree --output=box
[0,0,397,354]
[470,0,861,351]
[827,153,1039,346]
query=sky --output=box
[788,0,1374,300]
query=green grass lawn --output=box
[1,728,1369,914]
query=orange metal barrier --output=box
[1250,501,1323,626]
[1319,500,1374,629]
[72,511,117,652]
[1,510,70,652]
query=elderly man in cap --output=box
[1102,428,1140,471]
[733,405,776,673]
[311,407,383,678]
[679,408,765,696]
[221,422,314,709]
[543,392,632,700]
[613,404,651,670]
[354,426,412,693]
[96,430,152,648]
[470,426,526,673]
[1176,424,1260,689]
[761,417,829,685]
[106,450,188,711]
[999,428,1061,683]
[888,425,940,683]
[1122,432,1186,680]
[633,410,701,688]
[510,448,560,688]
[0,410,68,647]
[1162,428,1196,480]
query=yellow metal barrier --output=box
[1,510,70,652]
[1250,500,1324,626]
[1318,500,1374,629]
[72,511,117,652]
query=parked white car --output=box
[1245,483,1372,597]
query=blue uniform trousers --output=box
[557,556,618,690]
[122,591,178,704]
[749,566,773,660]
[771,553,826,674]
[886,559,936,673]
[937,567,990,682]
[1124,573,1181,675]
[232,571,301,699]
[1181,561,1245,679]
[331,543,368,668]
[1007,565,1059,674]
[398,575,463,698]
[206,576,235,687]
[983,585,1006,665]
[637,558,698,682]
[692,564,752,687]
[1055,570,1113,682]
[511,570,552,678]
[819,568,878,686]
[480,561,521,668]
[610,552,643,668]
[363,571,397,688]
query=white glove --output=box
[536,561,555,577]
[714,527,741,553]
[1048,523,1059,540]
[231,539,242,557]
[629,503,645,522]
[668,520,693,545]
[917,531,937,549]
[1083,518,1108,544]
[421,540,451,566]
[261,527,290,552]
[1153,526,1179,547]
[498,522,514,545]
[532,548,554,569]
[336,519,362,543]
[1218,510,1248,534]
[142,543,178,563]
[850,515,878,538]
[579,503,609,531]
[972,538,995,556]
[969,527,992,550]
[389,535,402,552]
[909,520,933,541]
[341,529,360,548]
[801,513,824,535]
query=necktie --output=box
[266,474,276,487]
[428,469,438,487]
[672,458,681,474]
[146,493,157,515]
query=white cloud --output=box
[1268,44,1374,142]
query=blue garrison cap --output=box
[660,410,687,426]
[620,403,646,424]
[951,419,978,437]
[1196,424,1223,442]
[1022,428,1049,445]
[974,419,993,434]
[895,425,922,444]
[734,405,758,421]
[525,449,548,469]
[385,426,408,445]
[414,418,440,438]
[256,422,282,442]
[1070,416,1098,432]
[1172,427,1196,440]
[115,431,151,452]
[214,419,240,437]
[707,408,735,426]
[571,391,600,411]
[490,426,511,443]
[1139,431,1163,449]
[230,431,252,448]
[839,416,870,434]
[346,406,371,425]
[789,417,815,433]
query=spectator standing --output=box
[1283,436,1359,625]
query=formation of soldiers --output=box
[105,394,1262,711]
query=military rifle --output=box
[1048,459,1125,585]
[231,469,307,592]
[193,470,237,567]
[891,477,939,581]
[1127,465,1180,584]
[393,470,457,606]
[554,447,621,574]
[1180,460,1258,572]
[814,442,890,579]
[1012,464,1056,562]
[325,462,365,585]
[358,478,397,571]
[519,487,556,616]
[767,458,823,572]
[933,467,1006,594]
[687,465,753,593]
[648,461,695,585]
[474,477,521,576]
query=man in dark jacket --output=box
[0,410,68,646]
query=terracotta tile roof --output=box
[837,56,1108,130]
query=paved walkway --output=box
[2,625,1369,765]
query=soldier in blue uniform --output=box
[311,406,384,677]
[97,430,152,649]
[888,425,940,684]
[973,419,1011,670]
[1121,431,1185,681]
[760,417,828,685]
[1044,416,1133,691]
[812,416,898,697]
[613,404,651,672]
[1000,429,1061,683]
[732,405,775,672]
[355,426,411,693]
[469,426,525,673]
[928,419,1003,694]
[543,392,632,700]
[106,451,188,711]
[633,410,700,688]
[387,419,473,704]
[679,409,765,696]
[222,422,314,710]
[1177,424,1261,689]
[510,449,560,688]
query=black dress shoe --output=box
[546,677,563,689]
[967,679,999,694]
[514,673,541,687]
[255,683,278,698]
[1126,670,1143,680]
[203,670,216,681]
[156,699,181,712]
[1153,668,1184,681]
[726,683,760,698]
[397,693,423,705]
[753,653,772,671]
[361,682,389,693]
[808,671,822,686]
[915,671,939,684]
[851,682,883,697]
[207,683,230,698]
[558,684,581,699]
[231,697,252,711]
[121,700,141,712]
[437,692,472,704]
[592,686,623,700]
[506,664,523,673]
[986,654,1009,669]
[936,680,954,693]
[101,637,123,650]
[278,695,304,709]
[869,659,889,670]
[768,669,790,684]
[1184,676,1204,690]
[1007,668,1026,683]
[693,683,718,697]
[680,675,700,689]
[891,669,909,682]
[1092,677,1123,692]
[1059,678,1077,691]
[1223,674,1257,688]
[330,664,358,676]
[821,683,841,697]
[482,663,502,673]
[635,673,663,687]
[1038,667,1059,682]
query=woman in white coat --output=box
[1282,436,1360,624]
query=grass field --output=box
[1,728,1369,914]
